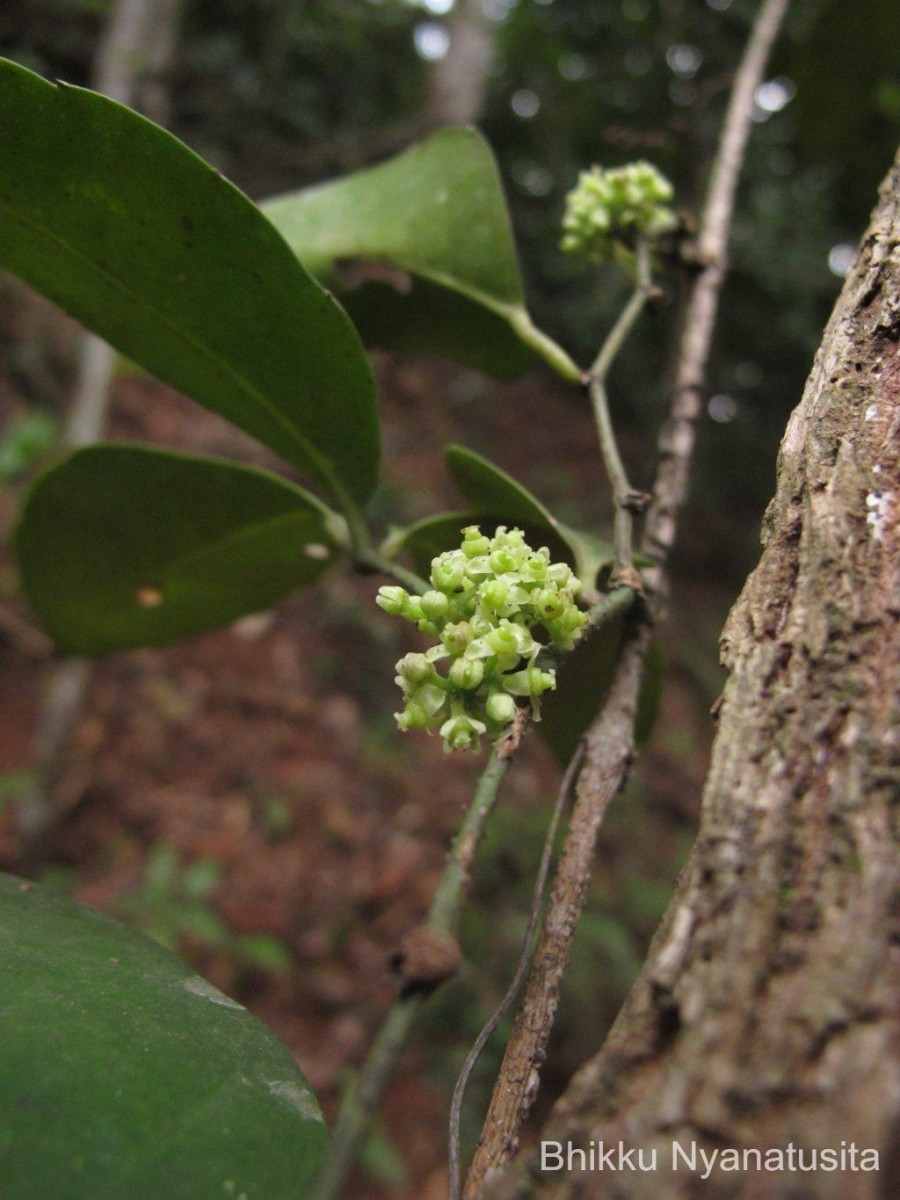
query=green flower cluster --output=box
[376,526,588,753]
[561,161,677,262]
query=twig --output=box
[313,748,511,1200]
[586,584,637,629]
[642,0,794,596]
[359,551,430,595]
[463,625,649,1197]
[587,239,653,583]
[465,1,792,1191]
[589,239,653,384]
[508,309,584,385]
[448,742,585,1200]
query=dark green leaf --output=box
[389,511,575,581]
[0,872,328,1200]
[444,444,615,587]
[340,278,532,380]
[262,127,536,377]
[0,58,378,503]
[634,638,665,748]
[17,445,343,654]
[445,444,558,529]
[537,615,627,765]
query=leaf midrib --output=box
[159,507,329,582]
[0,195,339,497]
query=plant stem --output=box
[328,476,374,565]
[361,551,430,595]
[587,239,653,580]
[448,742,583,1200]
[507,308,583,384]
[586,584,636,629]
[328,480,430,593]
[590,242,652,383]
[313,748,510,1200]
[642,0,794,600]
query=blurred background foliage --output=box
[0,2,897,1191]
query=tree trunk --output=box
[485,153,900,1199]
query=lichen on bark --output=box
[485,154,900,1200]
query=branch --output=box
[642,0,794,592]
[587,239,654,582]
[463,625,650,1196]
[466,0,793,1191]
[448,743,584,1200]
[313,747,511,1200]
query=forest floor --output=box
[0,303,734,1197]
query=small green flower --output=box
[376,585,407,615]
[431,551,468,592]
[442,620,474,655]
[449,657,485,690]
[562,161,677,263]
[461,526,491,558]
[396,652,433,685]
[420,590,450,619]
[378,525,590,751]
[440,713,487,753]
[485,691,517,725]
[502,665,556,699]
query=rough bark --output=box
[485,155,900,1199]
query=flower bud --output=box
[489,547,518,575]
[431,551,468,592]
[442,621,473,655]
[480,578,510,613]
[523,550,551,581]
[461,526,491,558]
[396,653,432,685]
[532,587,565,621]
[546,562,573,587]
[403,594,424,623]
[486,622,519,656]
[486,692,517,725]
[376,585,408,615]
[396,701,429,731]
[449,657,485,690]
[420,589,450,619]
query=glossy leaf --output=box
[390,511,575,581]
[17,445,343,654]
[0,872,328,1200]
[0,58,378,503]
[445,444,560,529]
[538,614,627,765]
[539,631,664,764]
[340,278,532,380]
[634,638,665,748]
[445,444,615,587]
[262,127,534,377]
